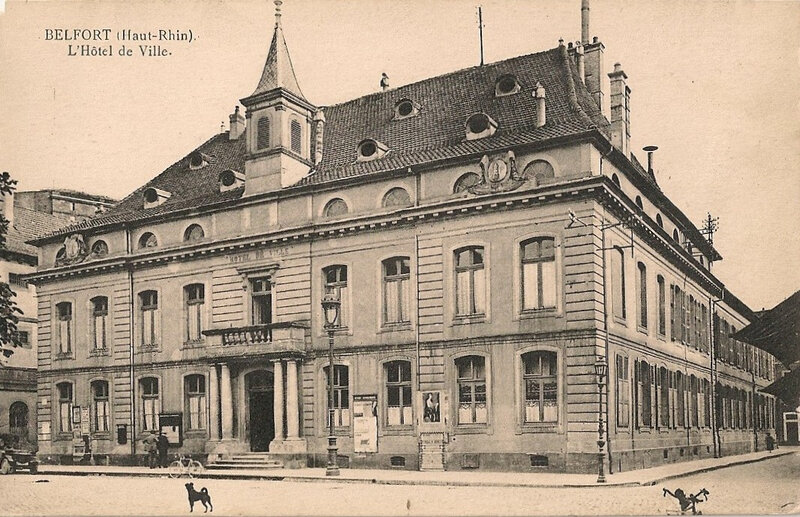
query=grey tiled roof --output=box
[4,207,74,257]
[33,44,614,242]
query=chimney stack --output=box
[229,105,245,140]
[581,0,590,45]
[643,146,658,173]
[608,63,631,157]
[575,42,585,84]
[313,109,326,165]
[534,83,546,128]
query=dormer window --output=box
[143,187,171,209]
[218,169,245,192]
[465,113,498,140]
[188,152,208,170]
[495,74,521,97]
[394,99,419,120]
[357,139,388,162]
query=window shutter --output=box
[634,359,641,429]
[670,286,676,341]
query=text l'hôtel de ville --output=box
[44,28,194,57]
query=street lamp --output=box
[321,287,341,477]
[594,355,608,483]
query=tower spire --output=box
[247,0,306,101]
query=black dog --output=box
[185,482,213,513]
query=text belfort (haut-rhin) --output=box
[44,28,194,57]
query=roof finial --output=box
[274,0,283,26]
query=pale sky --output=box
[0,0,798,311]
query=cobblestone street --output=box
[0,453,797,516]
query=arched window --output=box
[323,265,348,327]
[91,240,109,257]
[138,232,158,249]
[455,355,487,424]
[635,195,644,210]
[184,284,205,342]
[92,380,110,432]
[257,117,270,150]
[57,382,73,433]
[323,198,348,218]
[454,246,485,317]
[56,302,73,354]
[636,262,647,329]
[523,160,555,185]
[385,360,412,426]
[55,247,66,264]
[324,365,350,427]
[290,119,302,154]
[611,247,626,320]
[185,374,206,430]
[611,173,621,187]
[672,229,680,242]
[91,296,108,351]
[382,257,410,325]
[656,214,663,228]
[184,224,204,242]
[453,172,480,193]
[382,187,412,208]
[520,237,556,311]
[140,377,160,431]
[9,401,28,438]
[521,351,558,423]
[139,290,159,347]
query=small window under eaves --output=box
[495,74,521,97]
[357,139,388,162]
[143,187,171,209]
[394,99,419,120]
[465,113,498,140]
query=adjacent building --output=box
[26,4,779,472]
[0,189,115,447]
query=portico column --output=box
[286,359,300,439]
[273,360,285,441]
[220,363,234,440]
[208,364,220,441]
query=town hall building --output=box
[27,2,778,474]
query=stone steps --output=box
[206,453,284,470]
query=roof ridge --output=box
[323,46,562,110]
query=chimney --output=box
[229,105,245,140]
[581,0,590,45]
[643,145,658,173]
[575,42,585,84]
[608,62,631,157]
[584,37,605,112]
[313,108,325,165]
[2,191,14,227]
[534,82,546,128]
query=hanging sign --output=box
[352,394,378,453]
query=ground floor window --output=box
[92,380,110,432]
[325,365,351,428]
[522,351,557,423]
[57,382,73,433]
[185,375,206,430]
[385,361,412,426]
[456,355,487,425]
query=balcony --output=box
[201,321,308,359]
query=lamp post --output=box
[594,355,608,483]
[321,288,341,477]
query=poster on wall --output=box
[418,391,446,429]
[159,413,183,447]
[72,405,82,426]
[352,395,378,453]
[80,407,91,434]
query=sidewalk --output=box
[37,449,794,488]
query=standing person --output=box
[766,433,775,452]
[157,431,169,468]
[142,431,158,468]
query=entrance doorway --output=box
[784,412,799,445]
[246,370,274,452]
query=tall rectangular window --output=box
[325,365,350,427]
[139,290,159,347]
[637,262,647,329]
[323,266,348,327]
[91,297,108,350]
[611,248,626,320]
[676,372,686,427]
[140,377,160,432]
[385,361,412,426]
[185,375,206,430]
[522,351,558,423]
[703,378,711,428]
[455,247,485,316]
[92,380,110,432]
[56,302,73,354]
[290,119,302,154]
[657,276,666,335]
[57,382,73,433]
[251,278,272,325]
[689,375,698,427]
[383,258,410,325]
[520,238,556,311]
[637,361,652,428]
[185,284,205,342]
[659,367,670,428]
[616,355,630,428]
[456,356,487,424]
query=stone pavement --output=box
[37,448,794,488]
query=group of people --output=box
[142,430,170,468]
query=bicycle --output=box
[167,454,204,479]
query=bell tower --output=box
[241,0,315,195]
